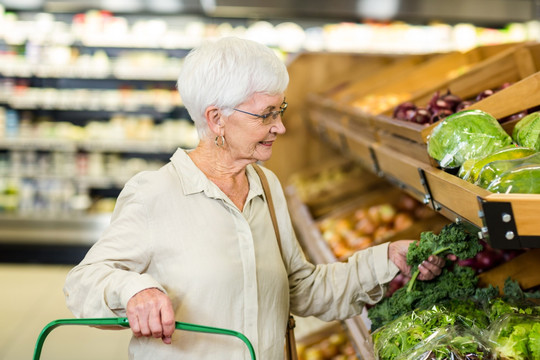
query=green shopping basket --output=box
[33,317,256,360]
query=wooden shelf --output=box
[291,44,540,360]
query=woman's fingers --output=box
[127,288,175,344]
[161,302,176,344]
[417,255,445,280]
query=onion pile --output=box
[457,240,523,273]
[393,84,512,125]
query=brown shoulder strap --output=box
[253,164,298,360]
[252,164,283,256]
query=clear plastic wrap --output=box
[512,112,540,152]
[397,326,493,360]
[372,305,491,360]
[486,165,540,194]
[487,313,540,360]
[427,110,513,169]
[457,146,536,183]
[473,152,540,193]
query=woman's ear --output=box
[205,106,224,135]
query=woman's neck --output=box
[188,140,251,211]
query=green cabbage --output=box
[427,109,513,169]
[513,112,540,151]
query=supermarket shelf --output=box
[0,137,190,153]
[0,212,110,246]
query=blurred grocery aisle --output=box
[0,264,130,360]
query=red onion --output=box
[476,89,494,101]
[456,100,475,112]
[409,107,432,124]
[440,90,462,111]
[430,109,453,123]
[393,102,417,121]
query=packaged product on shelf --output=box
[372,306,492,360]
[512,111,540,151]
[488,313,540,360]
[426,109,513,169]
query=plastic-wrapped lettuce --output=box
[513,112,540,151]
[458,146,536,183]
[488,314,540,360]
[486,165,540,194]
[372,305,491,360]
[475,152,540,191]
[397,326,493,360]
[427,110,513,169]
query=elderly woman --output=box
[64,37,446,359]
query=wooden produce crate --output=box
[350,43,517,115]
[286,158,381,218]
[307,97,380,172]
[306,54,437,146]
[309,185,449,262]
[371,43,532,163]
[372,141,540,251]
[328,54,433,106]
[296,322,360,360]
[417,67,540,250]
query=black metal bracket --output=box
[476,197,540,249]
[417,168,441,211]
[368,146,381,176]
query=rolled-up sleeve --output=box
[263,169,400,321]
[64,177,164,318]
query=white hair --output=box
[177,37,289,139]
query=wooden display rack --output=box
[372,42,540,163]
[348,43,517,113]
[306,53,435,145]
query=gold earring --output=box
[214,135,225,147]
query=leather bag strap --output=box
[252,164,298,360]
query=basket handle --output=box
[33,317,256,360]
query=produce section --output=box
[286,43,540,360]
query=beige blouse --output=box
[64,149,399,360]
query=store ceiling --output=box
[0,0,537,25]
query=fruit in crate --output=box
[318,195,425,260]
[352,93,410,114]
[289,163,363,203]
[298,331,358,360]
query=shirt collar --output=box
[170,149,264,202]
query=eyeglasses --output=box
[233,101,288,123]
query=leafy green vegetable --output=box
[373,306,490,360]
[443,298,490,330]
[427,109,513,168]
[530,323,540,360]
[513,112,540,151]
[368,266,479,331]
[490,314,540,360]
[473,284,500,305]
[487,164,540,194]
[475,152,540,189]
[458,145,536,183]
[406,223,482,293]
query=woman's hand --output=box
[388,240,454,280]
[126,288,175,344]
